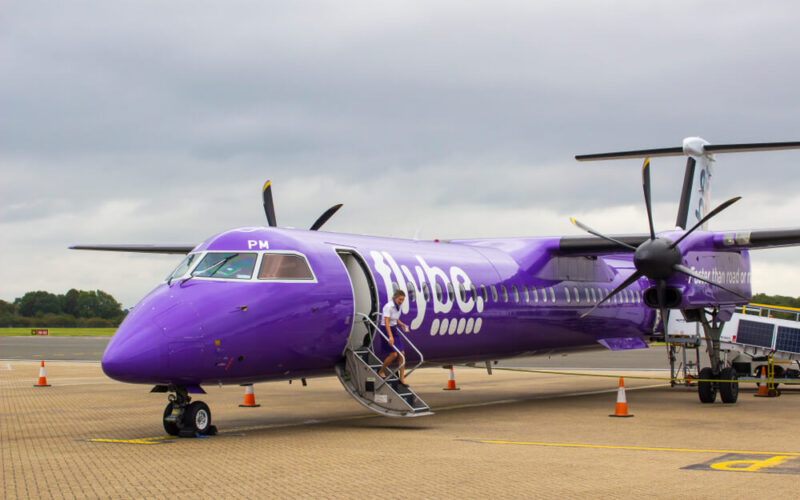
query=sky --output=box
[2,1,800,308]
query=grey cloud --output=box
[3,1,800,303]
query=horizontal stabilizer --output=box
[576,147,684,161]
[70,244,195,254]
[576,140,800,161]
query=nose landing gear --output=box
[161,386,217,438]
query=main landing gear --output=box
[161,386,217,438]
[695,308,739,404]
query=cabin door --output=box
[336,249,378,351]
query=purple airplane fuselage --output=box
[101,226,751,386]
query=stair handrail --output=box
[356,312,405,390]
[390,324,424,378]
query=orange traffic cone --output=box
[609,377,633,417]
[755,365,778,397]
[34,360,50,387]
[443,365,460,391]
[238,384,260,407]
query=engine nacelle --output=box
[643,286,683,309]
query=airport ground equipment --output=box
[335,313,432,417]
[667,303,800,394]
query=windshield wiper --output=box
[181,253,238,286]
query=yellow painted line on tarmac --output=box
[87,437,176,445]
[477,440,800,456]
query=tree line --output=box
[1,289,795,329]
[0,289,127,328]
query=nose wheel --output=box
[162,387,217,437]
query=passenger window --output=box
[565,287,571,303]
[523,286,530,303]
[574,287,580,303]
[392,281,399,292]
[422,283,431,301]
[541,288,548,303]
[491,285,498,302]
[532,287,539,303]
[435,283,443,302]
[481,285,488,302]
[549,287,556,302]
[447,283,455,301]
[501,285,509,303]
[512,285,519,302]
[407,284,416,302]
[459,284,467,302]
[470,284,478,301]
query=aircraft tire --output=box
[163,403,180,436]
[698,367,717,404]
[718,367,738,404]
[184,401,212,435]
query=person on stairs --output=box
[378,289,411,385]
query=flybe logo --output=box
[370,251,485,336]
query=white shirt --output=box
[382,301,402,326]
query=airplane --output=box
[72,137,800,437]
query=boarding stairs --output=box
[335,312,432,418]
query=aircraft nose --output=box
[102,321,163,383]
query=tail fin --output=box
[576,137,800,231]
[675,138,713,231]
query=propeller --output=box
[573,157,745,331]
[262,179,342,231]
[309,204,343,231]
[262,181,277,227]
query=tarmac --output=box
[2,356,800,499]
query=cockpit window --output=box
[258,254,314,280]
[192,253,257,280]
[166,253,199,281]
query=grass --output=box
[0,327,117,337]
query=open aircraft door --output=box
[336,249,379,352]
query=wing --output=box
[69,244,196,254]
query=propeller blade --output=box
[580,271,643,318]
[642,158,656,240]
[570,218,637,251]
[669,196,741,249]
[675,157,697,229]
[262,180,277,227]
[672,263,747,299]
[309,204,343,231]
[655,279,670,341]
